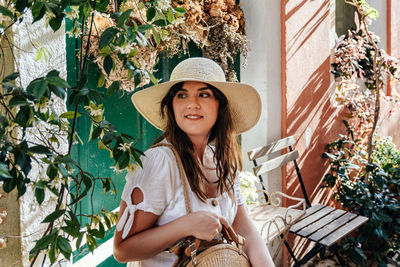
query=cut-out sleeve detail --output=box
[234,173,246,206]
[118,147,177,239]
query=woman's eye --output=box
[176,93,186,99]
[199,92,211,98]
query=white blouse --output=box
[116,141,246,267]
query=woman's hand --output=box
[185,211,229,241]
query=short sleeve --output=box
[234,173,246,206]
[116,147,177,239]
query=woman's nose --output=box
[186,96,200,109]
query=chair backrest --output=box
[247,136,312,207]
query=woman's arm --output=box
[232,205,275,267]
[113,188,226,262]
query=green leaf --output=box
[2,178,16,192]
[153,19,167,27]
[35,188,45,205]
[46,164,58,179]
[75,232,84,250]
[132,149,142,168]
[0,6,13,18]
[49,85,67,99]
[46,75,70,88]
[97,74,105,88]
[57,236,72,259]
[118,8,133,27]
[103,214,111,230]
[174,7,186,13]
[49,242,56,263]
[102,132,115,145]
[146,7,156,21]
[15,0,29,12]
[98,221,105,238]
[27,78,47,99]
[60,111,81,119]
[0,163,12,179]
[28,145,51,154]
[2,72,19,83]
[31,2,45,22]
[42,209,66,223]
[59,155,77,165]
[91,126,102,141]
[145,69,158,85]
[82,174,92,191]
[49,16,63,31]
[99,27,119,49]
[14,106,33,127]
[31,232,56,253]
[8,95,28,107]
[138,24,153,32]
[103,55,113,76]
[167,8,174,23]
[152,29,160,46]
[107,81,120,96]
[133,69,142,87]
[118,151,130,169]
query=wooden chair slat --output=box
[290,206,335,233]
[307,212,357,242]
[253,150,299,176]
[248,136,296,160]
[297,203,325,220]
[296,209,346,237]
[319,216,369,247]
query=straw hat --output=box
[131,57,261,134]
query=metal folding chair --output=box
[247,136,368,266]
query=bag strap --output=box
[151,143,192,214]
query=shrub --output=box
[322,130,400,266]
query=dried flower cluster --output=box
[84,0,248,89]
[167,0,248,81]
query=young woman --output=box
[113,57,275,267]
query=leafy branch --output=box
[0,0,184,265]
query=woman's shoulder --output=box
[143,141,176,161]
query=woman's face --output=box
[172,81,220,143]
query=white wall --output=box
[12,12,68,266]
[240,1,282,265]
[240,1,282,192]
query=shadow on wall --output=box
[286,56,345,205]
[285,57,348,263]
[287,1,330,61]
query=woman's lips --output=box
[184,114,203,119]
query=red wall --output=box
[281,0,346,264]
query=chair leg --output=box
[297,243,324,266]
[331,245,346,267]
[283,239,300,266]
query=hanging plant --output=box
[167,0,249,82]
[85,0,249,90]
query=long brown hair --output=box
[158,82,242,201]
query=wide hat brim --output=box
[131,78,261,134]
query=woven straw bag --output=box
[152,143,251,267]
